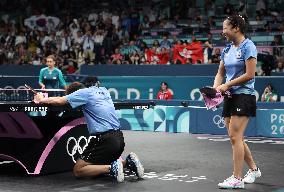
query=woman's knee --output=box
[228,132,242,145]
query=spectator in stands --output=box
[271,35,283,60]
[261,84,278,102]
[121,13,132,34]
[93,29,106,63]
[132,34,142,48]
[128,53,140,65]
[139,41,148,53]
[272,60,284,72]
[73,30,84,46]
[224,2,234,15]
[171,35,179,45]
[6,47,15,63]
[65,52,78,74]
[112,58,122,65]
[156,82,173,100]
[256,0,266,15]
[204,0,215,16]
[116,26,129,40]
[82,30,95,64]
[0,46,7,65]
[203,41,213,64]
[140,56,147,64]
[160,35,171,50]
[120,40,141,57]
[280,17,284,31]
[152,40,160,50]
[187,5,197,20]
[134,54,140,64]
[211,48,221,64]
[30,54,41,66]
[76,46,86,69]
[15,31,26,46]
[206,16,216,28]
[269,15,281,31]
[111,48,123,64]
[60,31,72,55]
[139,15,150,30]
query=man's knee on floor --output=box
[73,165,83,178]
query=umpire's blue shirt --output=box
[65,86,120,134]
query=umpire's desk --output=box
[0,101,150,175]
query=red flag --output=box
[173,42,204,64]
[188,41,203,63]
[145,49,160,64]
[145,49,169,64]
[173,44,187,64]
[157,50,170,65]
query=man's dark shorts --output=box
[80,129,125,165]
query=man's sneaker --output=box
[243,168,261,184]
[110,159,124,182]
[126,152,144,178]
[218,176,244,189]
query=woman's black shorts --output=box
[80,129,125,165]
[222,94,256,117]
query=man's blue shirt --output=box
[65,86,120,134]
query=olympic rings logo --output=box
[190,88,203,101]
[66,136,96,163]
[213,115,226,128]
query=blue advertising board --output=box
[118,106,283,138]
[1,76,284,101]
[256,109,284,138]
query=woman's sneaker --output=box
[243,168,261,184]
[110,159,124,182]
[218,176,244,189]
[126,152,144,178]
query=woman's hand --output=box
[216,84,229,93]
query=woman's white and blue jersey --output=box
[221,38,257,95]
[65,86,120,134]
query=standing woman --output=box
[213,15,261,189]
[39,55,67,91]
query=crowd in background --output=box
[0,0,283,75]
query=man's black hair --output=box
[84,76,100,88]
[66,82,85,95]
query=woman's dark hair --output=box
[161,82,168,89]
[266,83,275,92]
[66,82,85,94]
[225,14,246,34]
